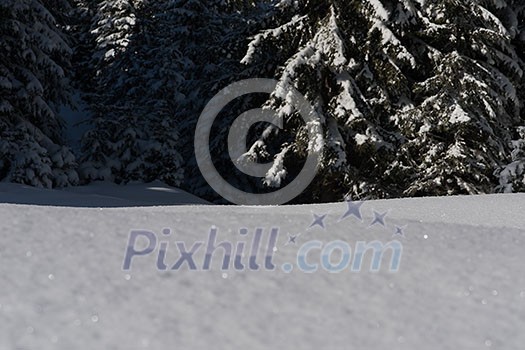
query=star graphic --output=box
[393,226,406,238]
[369,210,388,227]
[285,233,301,246]
[309,213,327,229]
[340,200,364,221]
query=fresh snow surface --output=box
[0,189,524,349]
[0,181,210,207]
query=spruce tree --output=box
[172,0,270,200]
[0,0,78,188]
[495,0,525,192]
[239,0,525,202]
[239,0,420,201]
[79,0,186,185]
[391,0,524,196]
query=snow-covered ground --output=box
[0,181,210,207]
[0,185,524,349]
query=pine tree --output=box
[0,0,78,188]
[171,0,271,200]
[495,0,525,192]
[7,0,520,201]
[391,0,524,196]
[238,0,525,202]
[75,0,263,195]
[78,0,186,185]
[239,0,420,201]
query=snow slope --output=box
[0,189,524,349]
[0,181,210,207]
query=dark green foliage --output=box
[2,0,524,203]
[239,0,525,202]
[0,0,78,187]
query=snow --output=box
[367,0,390,21]
[335,72,363,121]
[498,160,524,192]
[449,104,471,124]
[477,4,510,37]
[355,133,368,145]
[326,118,347,169]
[241,15,307,65]
[263,146,289,188]
[0,181,209,207]
[369,19,417,68]
[314,6,347,67]
[0,188,524,349]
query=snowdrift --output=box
[0,187,524,349]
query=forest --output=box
[0,0,524,203]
